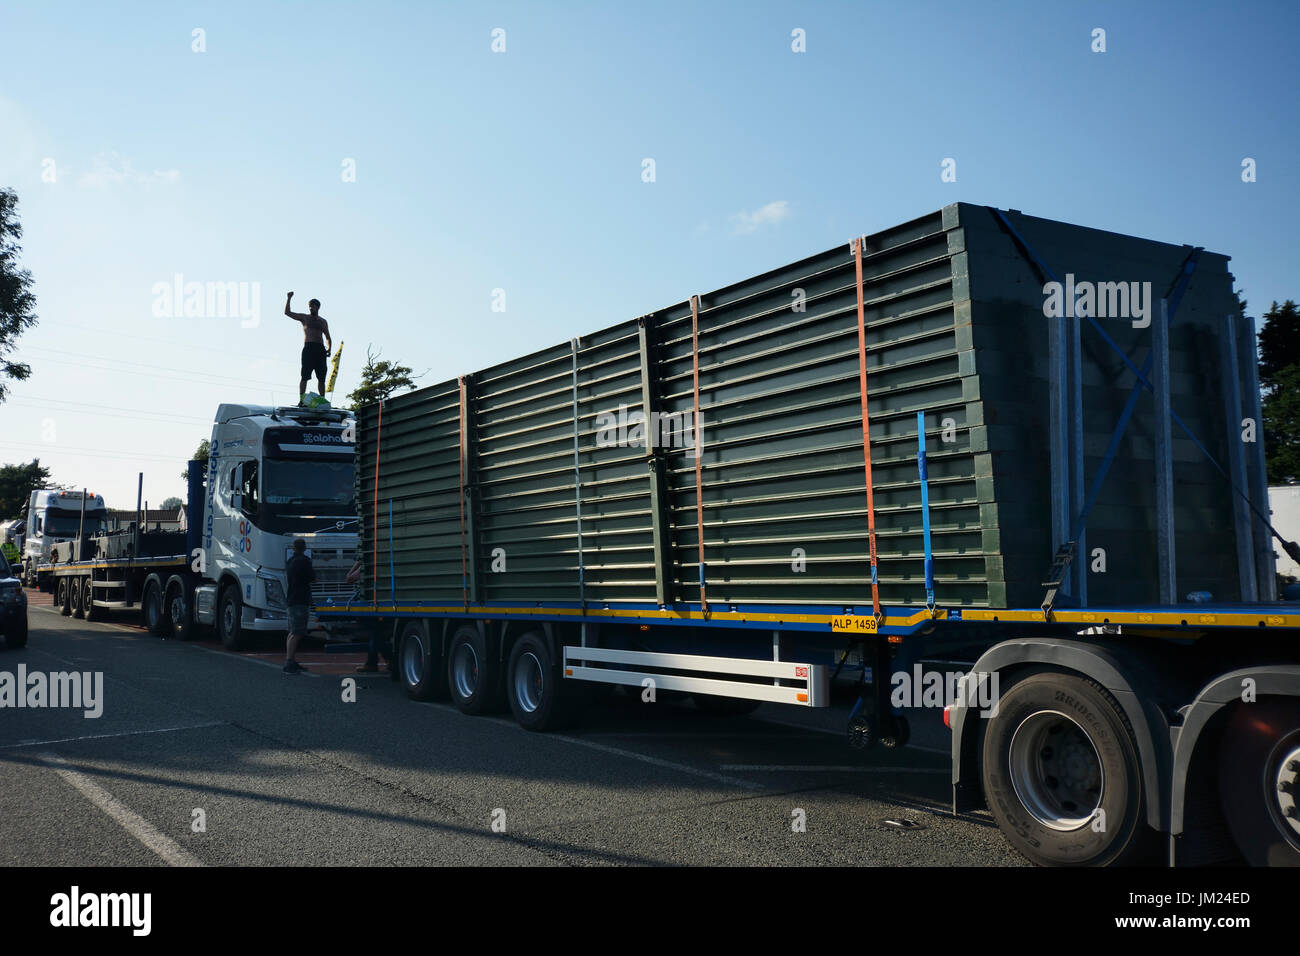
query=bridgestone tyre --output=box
[399,620,448,701]
[506,632,583,732]
[981,672,1151,866]
[446,624,502,715]
[1218,699,1300,866]
[57,578,71,616]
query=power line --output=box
[2,440,183,463]
[21,348,291,393]
[5,398,210,425]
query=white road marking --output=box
[719,764,948,774]
[550,733,766,791]
[37,752,204,867]
[1,721,226,751]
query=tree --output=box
[346,345,424,410]
[0,188,39,403]
[1258,301,1300,484]
[160,496,184,511]
[0,459,53,519]
[1258,300,1299,388]
[180,439,210,480]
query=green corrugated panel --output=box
[357,203,1246,611]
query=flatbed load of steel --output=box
[337,202,1277,619]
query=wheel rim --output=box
[145,589,158,627]
[1008,709,1104,831]
[452,641,480,700]
[168,590,184,630]
[222,598,237,637]
[402,632,426,687]
[513,651,544,714]
[58,581,66,605]
[1268,738,1300,846]
[82,581,92,609]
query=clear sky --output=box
[1,0,1297,508]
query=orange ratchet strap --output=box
[853,237,882,620]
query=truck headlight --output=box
[261,576,286,609]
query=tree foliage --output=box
[0,188,40,403]
[160,496,184,510]
[1258,301,1300,484]
[346,345,423,410]
[0,459,53,519]
[180,439,210,481]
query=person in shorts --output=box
[284,538,316,674]
[284,291,332,402]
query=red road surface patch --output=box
[25,587,377,676]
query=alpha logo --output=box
[236,519,252,553]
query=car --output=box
[0,549,28,649]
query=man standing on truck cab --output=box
[284,538,316,674]
[284,291,332,403]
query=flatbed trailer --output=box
[310,203,1300,866]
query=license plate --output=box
[831,615,878,634]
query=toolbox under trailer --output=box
[317,204,1300,867]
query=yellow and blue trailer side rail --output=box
[313,599,1300,638]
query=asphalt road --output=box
[1,598,1024,866]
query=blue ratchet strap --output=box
[916,411,935,612]
[388,498,396,606]
[1070,249,1201,541]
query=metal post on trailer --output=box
[135,472,143,559]
[569,337,587,609]
[77,488,86,561]
[1220,313,1258,601]
[1048,286,1072,598]
[1069,301,1086,605]
[1152,299,1176,603]
[1239,315,1278,601]
[916,411,936,613]
[636,315,673,607]
[690,294,709,614]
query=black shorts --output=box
[301,342,327,383]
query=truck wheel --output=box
[70,576,85,619]
[1218,699,1300,866]
[399,620,448,701]
[507,632,583,731]
[217,585,246,650]
[981,672,1151,866]
[82,578,100,621]
[142,576,169,637]
[57,578,71,616]
[164,576,196,641]
[447,624,501,715]
[693,695,762,717]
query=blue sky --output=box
[1,0,1297,507]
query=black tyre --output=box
[506,632,584,732]
[1218,699,1300,866]
[4,615,27,649]
[70,576,85,619]
[142,576,169,637]
[164,576,196,641]
[82,578,100,622]
[981,671,1151,866]
[57,578,71,616]
[217,585,245,650]
[399,620,448,701]
[693,694,762,717]
[446,624,502,715]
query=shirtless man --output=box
[284,292,332,402]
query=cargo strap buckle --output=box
[1039,541,1077,619]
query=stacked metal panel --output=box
[358,203,1254,610]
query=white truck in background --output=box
[1272,485,1300,584]
[21,489,108,590]
[43,402,360,647]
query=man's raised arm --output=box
[284,291,307,321]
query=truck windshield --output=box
[42,509,108,538]
[262,458,355,516]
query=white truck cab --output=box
[194,403,358,647]
[23,489,108,588]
